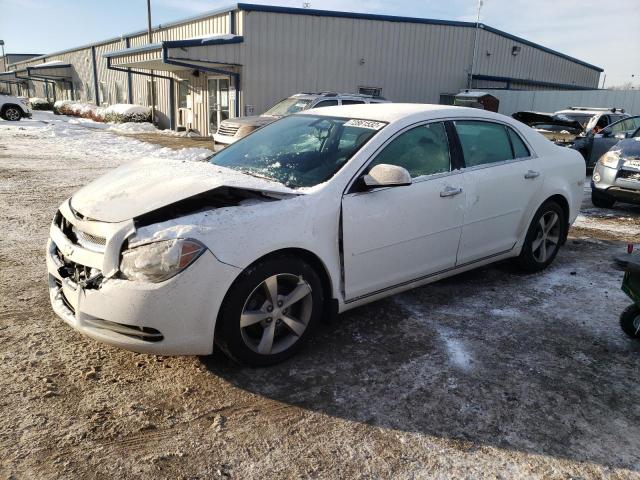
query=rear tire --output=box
[620,304,640,339]
[517,201,566,272]
[591,189,615,209]
[215,255,324,367]
[1,106,22,121]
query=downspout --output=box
[91,46,100,106]
[124,37,134,104]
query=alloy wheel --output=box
[532,211,561,263]
[5,108,21,121]
[240,273,313,355]
[634,315,640,336]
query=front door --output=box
[341,121,465,300]
[208,78,230,135]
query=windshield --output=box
[264,98,313,116]
[556,113,592,128]
[209,115,386,188]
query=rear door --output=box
[341,121,465,300]
[454,120,544,264]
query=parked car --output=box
[591,133,640,208]
[512,111,583,145]
[47,104,584,366]
[0,93,32,121]
[572,115,640,168]
[213,92,388,147]
[554,107,628,134]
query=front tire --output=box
[215,256,324,366]
[1,106,23,121]
[591,189,615,209]
[620,304,640,339]
[517,201,566,272]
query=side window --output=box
[369,122,451,178]
[341,100,365,105]
[454,121,513,167]
[507,127,530,158]
[312,100,338,108]
[610,120,627,133]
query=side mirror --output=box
[362,164,412,189]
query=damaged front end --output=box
[46,186,271,353]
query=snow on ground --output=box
[2,115,640,477]
[0,111,212,163]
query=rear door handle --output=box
[440,186,463,197]
[524,170,540,179]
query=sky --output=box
[0,0,638,88]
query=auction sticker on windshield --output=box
[344,119,386,130]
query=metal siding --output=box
[474,29,599,89]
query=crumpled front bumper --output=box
[46,203,241,355]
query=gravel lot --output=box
[1,113,640,479]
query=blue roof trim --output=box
[473,74,597,91]
[103,36,243,60]
[164,35,243,49]
[237,3,603,72]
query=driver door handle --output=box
[524,170,540,179]
[440,186,463,197]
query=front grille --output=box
[618,170,640,182]
[55,209,107,253]
[54,243,103,288]
[217,124,240,137]
[72,226,106,252]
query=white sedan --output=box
[47,104,584,366]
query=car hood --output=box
[220,115,278,128]
[613,137,640,160]
[70,158,298,223]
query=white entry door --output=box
[341,122,465,300]
[208,78,230,135]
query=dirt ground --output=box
[115,132,216,151]
[1,118,640,479]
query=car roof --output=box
[298,102,508,123]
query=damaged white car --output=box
[47,104,585,366]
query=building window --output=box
[358,86,382,98]
[147,79,157,107]
[115,81,125,104]
[178,80,189,109]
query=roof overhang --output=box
[103,34,243,73]
[26,61,73,80]
[0,71,27,83]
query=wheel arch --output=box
[220,247,338,327]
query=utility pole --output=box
[0,40,7,73]
[467,0,483,89]
[147,0,156,124]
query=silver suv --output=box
[213,92,388,147]
[591,129,640,208]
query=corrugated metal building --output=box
[3,3,602,135]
